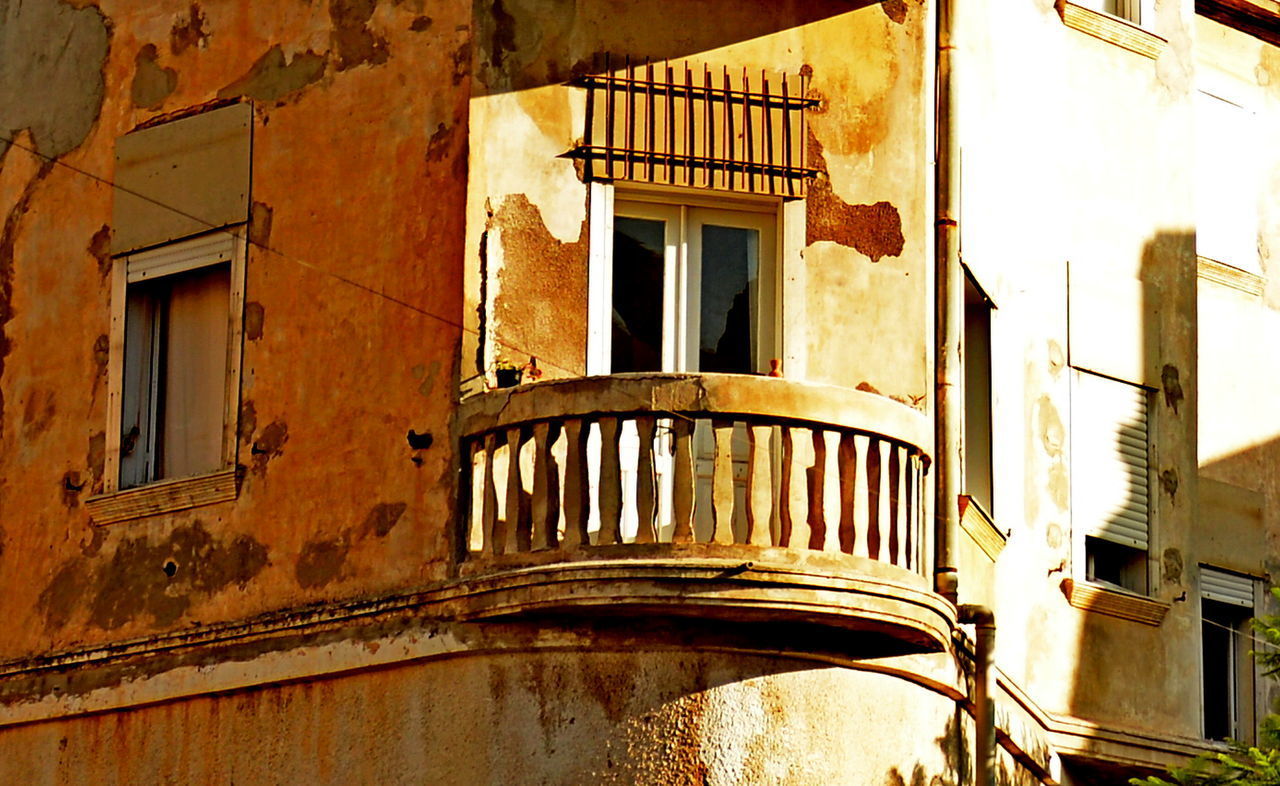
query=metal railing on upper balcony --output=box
[457,373,932,577]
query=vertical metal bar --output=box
[723,66,733,191]
[625,55,635,181]
[703,64,712,189]
[763,70,775,195]
[670,64,680,185]
[645,58,655,182]
[604,53,615,181]
[782,76,794,198]
[685,62,695,188]
[742,67,747,194]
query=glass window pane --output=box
[160,264,230,479]
[699,224,758,374]
[612,217,666,373]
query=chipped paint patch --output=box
[1161,364,1183,414]
[296,501,409,588]
[131,45,177,110]
[330,0,390,71]
[251,420,289,475]
[805,134,904,262]
[492,194,589,376]
[0,0,109,158]
[169,3,210,55]
[87,225,111,278]
[38,522,269,631]
[218,46,327,104]
[244,302,265,341]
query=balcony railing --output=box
[459,373,931,568]
[454,373,949,650]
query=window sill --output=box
[959,494,1008,561]
[85,468,241,526]
[1197,255,1264,296]
[1061,578,1170,625]
[1057,1,1169,59]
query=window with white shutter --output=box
[1071,368,1151,593]
[1200,566,1257,741]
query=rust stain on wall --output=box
[0,162,54,438]
[881,0,908,24]
[131,44,178,110]
[238,399,258,442]
[1161,364,1183,414]
[249,201,273,247]
[1162,547,1183,584]
[805,134,904,262]
[21,390,56,442]
[492,194,588,376]
[244,302,265,341]
[330,0,390,71]
[87,225,111,278]
[86,431,105,492]
[218,46,327,103]
[38,522,269,631]
[251,420,289,475]
[169,3,210,55]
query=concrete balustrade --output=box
[459,373,932,574]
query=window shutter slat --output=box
[125,231,237,283]
[1072,370,1151,550]
[1201,567,1254,608]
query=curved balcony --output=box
[456,373,953,653]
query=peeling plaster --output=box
[330,0,390,71]
[131,45,178,110]
[805,133,904,262]
[0,0,110,159]
[218,46,327,104]
[296,502,408,589]
[169,3,210,55]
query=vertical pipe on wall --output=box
[959,605,996,786]
[934,0,962,605]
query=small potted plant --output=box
[494,358,523,388]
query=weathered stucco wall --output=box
[0,0,471,660]
[0,648,965,786]
[462,0,931,404]
[954,0,1206,743]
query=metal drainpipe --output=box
[935,0,962,606]
[959,604,996,786]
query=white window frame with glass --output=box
[586,184,781,378]
[1070,367,1155,595]
[1199,566,1259,742]
[111,230,246,490]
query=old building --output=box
[0,0,1277,782]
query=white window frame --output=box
[587,182,791,377]
[104,227,248,494]
[1198,566,1260,742]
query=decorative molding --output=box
[1197,0,1280,47]
[1060,578,1171,626]
[1057,1,1170,59]
[85,468,240,525]
[1197,255,1264,296]
[959,494,1008,561]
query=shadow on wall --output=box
[470,0,893,95]
[1063,230,1197,781]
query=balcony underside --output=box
[454,544,955,654]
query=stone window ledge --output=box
[959,494,1008,561]
[1061,578,1171,625]
[85,468,240,526]
[1057,1,1169,59]
[1198,256,1264,296]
